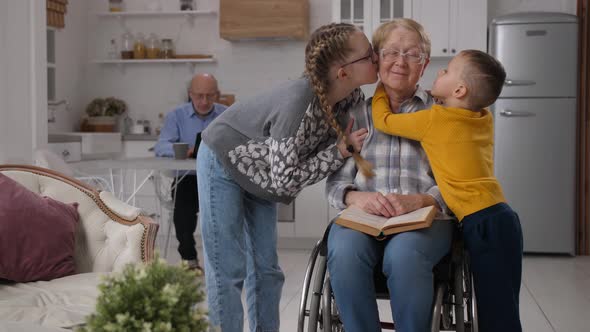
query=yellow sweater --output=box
[372,85,505,221]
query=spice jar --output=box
[133,32,146,59]
[120,32,134,59]
[160,39,175,59]
[146,33,161,59]
[109,0,124,12]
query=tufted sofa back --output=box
[0,165,158,273]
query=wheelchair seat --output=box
[298,222,478,332]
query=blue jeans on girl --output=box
[197,143,285,332]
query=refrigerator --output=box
[489,12,578,254]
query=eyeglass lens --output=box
[380,49,424,63]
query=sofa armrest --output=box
[96,192,159,269]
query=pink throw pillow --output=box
[0,173,79,282]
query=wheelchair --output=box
[297,222,478,332]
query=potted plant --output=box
[83,97,127,132]
[78,257,209,332]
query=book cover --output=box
[335,205,437,238]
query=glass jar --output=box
[109,0,124,12]
[179,0,194,11]
[146,33,161,59]
[108,38,119,59]
[120,32,134,59]
[160,39,175,59]
[133,32,146,59]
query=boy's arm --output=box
[371,84,432,141]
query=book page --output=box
[383,206,434,228]
[338,206,389,230]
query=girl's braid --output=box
[305,23,374,177]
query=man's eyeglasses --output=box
[341,46,378,67]
[380,48,426,64]
[190,92,217,101]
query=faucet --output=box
[47,99,70,123]
[48,99,69,107]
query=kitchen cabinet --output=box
[47,142,82,162]
[220,0,309,40]
[332,0,412,39]
[410,0,487,57]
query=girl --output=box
[196,23,378,332]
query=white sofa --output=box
[0,165,159,331]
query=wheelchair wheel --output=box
[297,240,329,332]
[430,282,447,332]
[453,259,465,332]
[322,277,344,332]
[463,259,478,332]
[298,240,322,332]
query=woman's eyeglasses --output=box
[341,46,378,67]
[380,48,426,64]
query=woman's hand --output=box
[345,191,437,217]
[337,118,368,158]
[383,193,436,216]
[345,191,397,217]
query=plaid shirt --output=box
[326,86,451,219]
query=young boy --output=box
[372,49,523,332]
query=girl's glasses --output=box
[341,46,378,67]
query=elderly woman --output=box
[326,18,454,332]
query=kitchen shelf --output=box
[96,10,216,18]
[92,58,216,64]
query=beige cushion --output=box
[0,321,68,332]
[0,273,106,329]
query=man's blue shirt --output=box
[155,102,227,158]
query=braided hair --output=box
[304,23,374,177]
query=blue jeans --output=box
[327,220,454,332]
[197,143,285,332]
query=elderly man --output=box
[155,73,227,270]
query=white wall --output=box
[34,0,579,134]
[0,0,46,164]
[48,0,90,133]
[79,0,332,131]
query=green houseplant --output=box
[83,97,127,132]
[78,257,208,332]
[85,97,127,117]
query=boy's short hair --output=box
[460,50,506,110]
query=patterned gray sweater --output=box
[202,77,364,204]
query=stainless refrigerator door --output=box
[490,22,577,98]
[493,98,576,254]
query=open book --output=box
[335,205,437,238]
